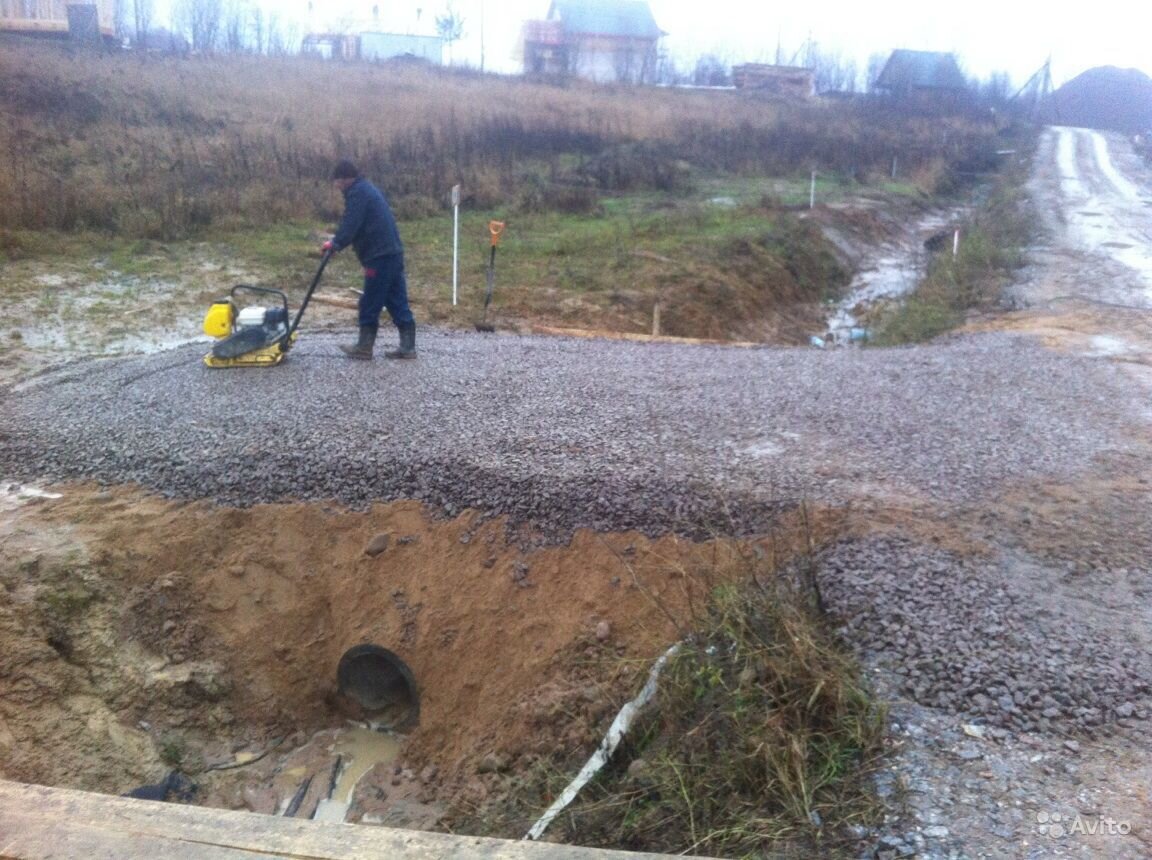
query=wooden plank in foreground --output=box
[0,780,712,860]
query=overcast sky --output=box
[267,0,1148,89]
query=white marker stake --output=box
[451,184,461,306]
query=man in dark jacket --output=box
[322,160,416,360]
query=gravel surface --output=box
[819,536,1152,735]
[815,534,1152,860]
[860,693,1151,860]
[0,328,1142,541]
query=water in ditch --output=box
[821,207,965,346]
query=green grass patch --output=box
[394,193,849,336]
[870,293,964,345]
[2,188,853,343]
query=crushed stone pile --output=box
[819,536,1152,734]
[1044,65,1152,135]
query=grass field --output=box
[0,36,1018,341]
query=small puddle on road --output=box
[0,483,63,512]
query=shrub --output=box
[504,525,887,858]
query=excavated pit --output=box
[0,482,798,825]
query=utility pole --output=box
[1011,57,1054,123]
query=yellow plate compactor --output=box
[202,250,332,368]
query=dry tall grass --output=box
[1,36,1007,240]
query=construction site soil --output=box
[2,126,1152,858]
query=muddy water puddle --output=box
[209,724,415,824]
[312,726,403,821]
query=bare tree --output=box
[979,70,1012,109]
[222,0,249,52]
[809,48,858,94]
[173,0,223,52]
[264,12,285,55]
[265,12,289,56]
[693,54,729,87]
[435,3,465,65]
[654,50,688,86]
[250,4,265,54]
[130,0,154,47]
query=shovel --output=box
[476,220,505,333]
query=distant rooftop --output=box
[547,0,663,39]
[875,50,968,91]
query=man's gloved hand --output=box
[321,240,335,253]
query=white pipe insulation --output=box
[523,642,682,842]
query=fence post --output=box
[451,184,460,306]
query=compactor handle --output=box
[282,247,334,349]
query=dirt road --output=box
[1,126,1150,858]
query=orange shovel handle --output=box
[488,220,506,247]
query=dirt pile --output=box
[1045,66,1152,134]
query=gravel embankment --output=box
[0,328,1142,539]
[819,534,1152,859]
[818,535,1152,734]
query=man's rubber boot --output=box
[384,323,417,360]
[339,325,377,360]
